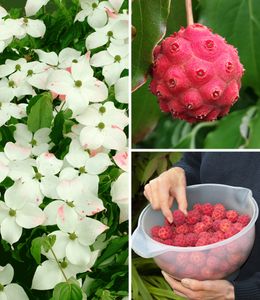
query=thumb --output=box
[181,278,204,290]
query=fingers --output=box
[162,272,191,296]
[182,278,206,291]
[172,183,188,215]
[158,179,173,223]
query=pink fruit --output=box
[237,214,250,226]
[174,233,187,247]
[212,208,226,220]
[219,219,232,233]
[194,222,207,234]
[190,252,206,266]
[175,223,189,234]
[226,210,239,223]
[186,233,199,246]
[201,203,214,216]
[172,209,186,226]
[151,225,161,237]
[158,226,173,240]
[187,210,201,224]
[150,23,244,122]
[201,215,213,230]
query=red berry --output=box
[153,237,164,243]
[201,215,213,230]
[174,233,187,247]
[190,252,206,266]
[194,222,207,234]
[219,219,232,233]
[172,209,186,226]
[214,203,225,211]
[233,222,244,232]
[196,237,208,246]
[175,223,189,234]
[151,225,161,237]
[213,231,225,241]
[212,208,226,220]
[208,236,219,245]
[186,233,199,246]
[201,203,214,216]
[164,239,175,245]
[158,226,173,239]
[212,219,221,231]
[226,210,239,223]
[193,203,203,212]
[187,210,201,224]
[237,214,250,226]
[224,227,238,239]
[198,231,210,240]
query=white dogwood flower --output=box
[76,101,128,150]
[0,58,27,78]
[0,103,27,127]
[108,0,124,12]
[0,264,28,299]
[14,124,51,156]
[0,181,45,244]
[75,0,111,28]
[25,0,50,17]
[47,55,108,115]
[114,76,129,103]
[90,41,128,86]
[113,149,128,172]
[111,172,128,223]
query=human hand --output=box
[162,272,235,300]
[144,167,187,223]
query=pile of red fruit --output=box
[151,203,250,247]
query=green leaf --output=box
[27,92,53,133]
[204,110,246,148]
[50,109,72,144]
[247,106,260,148]
[42,234,56,253]
[132,80,162,144]
[30,237,43,264]
[199,0,260,95]
[132,0,171,90]
[141,157,159,184]
[53,281,83,300]
[156,157,168,175]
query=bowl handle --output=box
[132,227,171,258]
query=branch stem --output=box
[50,247,68,282]
[185,0,194,26]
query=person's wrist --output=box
[226,281,235,300]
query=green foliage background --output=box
[132,0,260,149]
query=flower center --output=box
[0,284,4,291]
[66,201,75,208]
[30,138,37,146]
[114,55,121,62]
[9,209,16,217]
[15,64,21,71]
[99,106,106,114]
[35,172,42,181]
[8,80,15,88]
[69,232,78,240]
[92,3,98,9]
[23,17,29,24]
[79,166,86,174]
[60,261,68,269]
[27,69,33,76]
[97,122,105,130]
[107,31,113,37]
[72,59,78,63]
[75,80,82,87]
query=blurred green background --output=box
[1,0,26,9]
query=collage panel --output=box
[132,0,260,149]
[0,0,129,299]
[132,152,260,299]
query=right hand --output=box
[144,167,188,223]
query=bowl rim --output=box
[139,183,259,253]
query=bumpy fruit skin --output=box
[172,209,186,226]
[150,23,244,122]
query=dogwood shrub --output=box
[0,0,128,299]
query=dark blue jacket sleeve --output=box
[230,274,260,300]
[174,152,202,185]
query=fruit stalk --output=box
[185,0,194,26]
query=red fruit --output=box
[201,203,214,216]
[190,252,206,266]
[186,233,199,246]
[176,253,189,267]
[151,225,161,237]
[224,227,238,239]
[196,237,208,246]
[212,219,221,231]
[188,224,195,233]
[158,226,173,240]
[194,222,207,234]
[212,208,226,220]
[153,237,164,243]
[226,210,239,223]
[237,214,250,226]
[175,223,189,234]
[233,222,244,232]
[213,231,225,241]
[172,209,186,226]
[219,219,232,233]
[208,236,219,245]
[198,231,210,240]
[174,233,187,247]
[164,239,175,245]
[214,203,226,211]
[150,23,243,123]
[187,210,201,224]
[193,203,203,212]
[201,215,213,230]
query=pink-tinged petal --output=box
[103,101,128,128]
[4,283,28,300]
[87,8,107,28]
[86,79,108,103]
[34,49,58,65]
[43,200,64,225]
[114,76,129,103]
[16,203,45,229]
[36,152,63,176]
[108,0,124,12]
[57,177,85,202]
[113,151,128,172]
[1,217,23,245]
[66,240,91,266]
[0,264,14,285]
[40,175,59,199]
[4,142,31,161]
[58,48,81,69]
[111,172,128,222]
[80,126,104,150]
[31,260,63,290]
[56,204,78,233]
[75,195,105,217]
[85,153,112,175]
[106,8,117,18]
[102,127,127,150]
[48,230,68,260]
[76,217,108,246]
[47,70,73,94]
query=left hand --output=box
[162,271,235,300]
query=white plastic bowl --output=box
[132,184,259,280]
